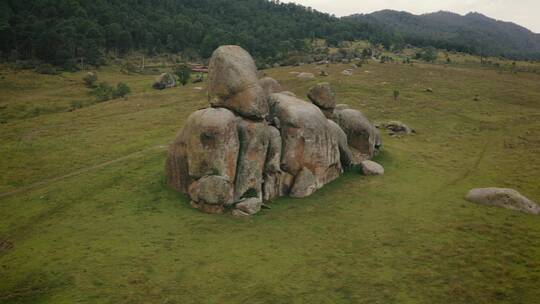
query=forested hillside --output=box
[0,0,381,67]
[1,0,540,68]
[349,10,540,60]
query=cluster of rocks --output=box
[165,45,381,216]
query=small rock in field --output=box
[235,198,262,215]
[360,160,384,176]
[465,188,540,215]
[297,72,315,79]
[383,121,414,135]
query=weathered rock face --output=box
[234,118,270,201]
[262,126,294,201]
[465,188,540,215]
[333,108,380,163]
[259,77,283,96]
[290,167,317,198]
[208,45,268,119]
[269,93,342,187]
[166,45,381,215]
[165,107,239,193]
[328,119,353,167]
[153,73,176,90]
[307,82,336,110]
[189,175,234,205]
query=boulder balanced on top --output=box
[166,45,380,215]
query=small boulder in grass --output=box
[465,188,540,215]
[232,209,250,217]
[290,167,318,198]
[297,72,315,79]
[360,160,384,176]
[235,198,262,215]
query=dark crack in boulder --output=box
[234,118,270,201]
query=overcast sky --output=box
[283,0,540,33]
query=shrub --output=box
[35,64,59,75]
[421,47,438,62]
[113,82,131,98]
[94,82,114,102]
[83,72,98,88]
[120,61,138,74]
[393,90,400,101]
[63,59,79,72]
[174,64,191,86]
[70,100,85,110]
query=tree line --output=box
[0,0,388,68]
[1,0,538,69]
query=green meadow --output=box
[1,58,540,303]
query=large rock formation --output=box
[166,45,381,215]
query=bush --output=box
[113,82,131,98]
[35,64,59,75]
[93,82,131,101]
[63,59,79,72]
[174,64,191,86]
[83,72,98,88]
[120,61,138,74]
[94,82,114,102]
[393,90,400,101]
[421,47,438,62]
[70,100,85,110]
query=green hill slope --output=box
[1,59,540,302]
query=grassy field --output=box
[1,58,540,303]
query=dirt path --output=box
[442,142,489,189]
[0,145,168,200]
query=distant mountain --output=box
[348,10,540,59]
